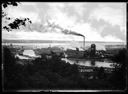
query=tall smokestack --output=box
[29,21,86,49]
[65,30,85,50]
[83,36,85,50]
[48,22,86,50]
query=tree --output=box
[2,1,32,32]
[3,46,18,90]
[109,48,127,89]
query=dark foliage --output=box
[2,1,18,8]
[2,1,32,32]
[97,67,106,79]
[3,18,32,32]
[3,46,24,90]
[2,1,19,17]
[3,47,87,90]
[109,49,127,89]
[3,47,127,90]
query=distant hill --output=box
[2,39,125,44]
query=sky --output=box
[2,2,126,42]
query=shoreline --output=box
[66,57,113,61]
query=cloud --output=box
[104,35,123,42]
[2,30,77,41]
[101,24,126,42]
[89,3,126,30]
[89,18,126,42]
[4,3,40,23]
[2,30,19,39]
[2,2,126,42]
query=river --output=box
[61,58,115,68]
[17,49,116,68]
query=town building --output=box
[90,44,96,57]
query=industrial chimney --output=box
[83,36,85,50]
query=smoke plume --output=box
[28,20,86,49]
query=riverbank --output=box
[66,57,113,60]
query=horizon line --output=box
[2,39,126,43]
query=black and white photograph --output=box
[2,1,127,92]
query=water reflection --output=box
[75,60,79,64]
[91,60,95,66]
